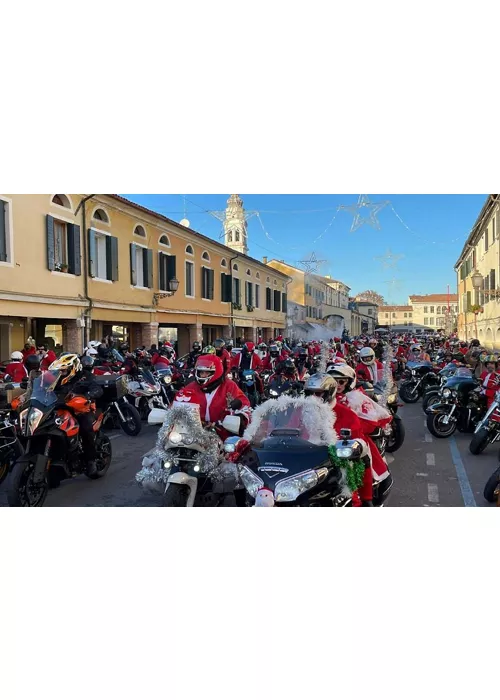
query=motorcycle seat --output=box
[93,374,121,385]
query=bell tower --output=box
[224,194,248,255]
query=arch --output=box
[479,328,484,336]
[202,251,211,262]
[486,328,493,343]
[266,276,270,283]
[92,207,110,224]
[273,279,277,286]
[51,194,72,209]
[221,258,227,267]
[134,224,146,238]
[185,244,194,255]
[256,272,260,279]
[233,263,239,272]
[246,268,251,276]
[159,234,170,247]
[235,229,240,242]
[227,231,233,243]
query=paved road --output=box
[0,402,497,506]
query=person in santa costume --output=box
[303,373,377,506]
[213,338,232,374]
[151,346,174,369]
[261,343,285,372]
[173,354,251,440]
[480,355,500,408]
[230,341,264,398]
[356,347,383,385]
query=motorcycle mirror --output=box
[230,398,243,411]
[340,428,352,441]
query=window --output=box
[0,197,12,263]
[368,308,373,315]
[246,281,254,307]
[233,263,238,271]
[92,208,109,223]
[404,312,407,318]
[186,244,194,256]
[385,313,389,318]
[232,277,241,305]
[273,289,281,312]
[256,272,260,280]
[134,224,146,238]
[51,194,71,209]
[409,312,412,318]
[424,306,428,313]
[424,317,429,325]
[430,306,434,314]
[46,215,81,275]
[235,229,240,242]
[246,268,251,276]
[89,229,118,281]
[255,284,260,308]
[429,318,434,326]
[228,231,233,243]
[185,260,194,296]
[202,251,210,262]
[130,243,153,288]
[54,220,68,267]
[281,291,287,313]
[485,228,489,252]
[158,252,176,292]
[221,258,227,267]
[266,276,270,283]
[392,313,396,318]
[221,272,232,302]
[436,306,441,315]
[201,266,214,300]
[266,287,272,311]
[159,234,170,247]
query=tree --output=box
[355,290,386,306]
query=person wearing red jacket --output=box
[356,347,383,385]
[261,344,284,372]
[22,343,36,362]
[151,347,172,369]
[231,342,264,396]
[37,344,57,371]
[214,339,231,374]
[173,354,251,439]
[480,356,500,408]
[5,351,28,383]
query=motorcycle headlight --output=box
[163,375,172,385]
[275,470,319,502]
[336,446,354,458]
[387,394,397,404]
[375,394,383,402]
[269,389,278,396]
[239,466,264,498]
[26,407,43,436]
[443,388,451,398]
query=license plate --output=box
[254,488,275,507]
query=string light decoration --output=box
[374,249,404,270]
[297,252,328,274]
[338,194,390,233]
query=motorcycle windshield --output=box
[28,372,59,407]
[110,349,124,363]
[244,397,336,448]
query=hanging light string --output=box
[313,209,340,243]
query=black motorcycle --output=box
[483,465,500,504]
[425,370,484,438]
[235,368,260,408]
[421,363,459,413]
[0,408,23,485]
[468,389,500,455]
[267,375,304,399]
[372,381,405,454]
[229,398,392,507]
[93,374,142,436]
[399,362,440,404]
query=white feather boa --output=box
[243,394,338,446]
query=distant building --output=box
[377,305,414,332]
[409,294,458,332]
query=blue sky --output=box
[121,194,487,304]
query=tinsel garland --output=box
[328,445,366,494]
[318,341,332,374]
[135,403,224,493]
[378,343,395,409]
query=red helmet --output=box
[243,342,255,353]
[195,354,224,389]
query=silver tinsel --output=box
[378,343,395,409]
[318,341,332,374]
[135,403,224,492]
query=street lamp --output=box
[471,270,483,340]
[153,277,180,305]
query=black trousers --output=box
[77,412,97,460]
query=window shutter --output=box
[88,228,97,277]
[167,255,176,285]
[282,292,287,312]
[106,235,119,281]
[146,249,154,288]
[46,215,56,270]
[208,269,214,300]
[266,287,272,310]
[130,243,137,285]
[273,289,281,311]
[0,200,6,262]
[201,266,208,298]
[233,278,241,304]
[159,252,166,291]
[67,223,81,275]
[255,284,260,308]
[467,291,472,311]
[221,273,231,302]
[490,269,496,293]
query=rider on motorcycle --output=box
[151,346,174,369]
[174,354,251,439]
[356,347,383,384]
[231,341,264,397]
[187,341,202,369]
[213,339,232,374]
[4,351,28,383]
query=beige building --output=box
[455,194,500,346]
[409,294,458,332]
[351,300,378,335]
[0,194,287,358]
[377,305,413,331]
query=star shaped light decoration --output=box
[338,194,390,233]
[298,251,327,274]
[374,249,404,270]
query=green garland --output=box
[328,445,366,493]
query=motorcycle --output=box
[421,363,460,413]
[425,369,484,438]
[93,374,142,436]
[469,389,500,455]
[136,401,243,506]
[153,367,176,407]
[372,381,405,454]
[235,368,260,408]
[399,362,440,404]
[267,375,304,399]
[483,465,500,504]
[0,408,23,485]
[7,370,112,507]
[126,368,165,420]
[225,396,393,507]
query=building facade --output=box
[0,194,287,358]
[455,194,500,346]
[377,305,414,331]
[409,294,458,333]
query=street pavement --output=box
[0,402,497,506]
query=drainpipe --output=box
[229,254,239,340]
[75,195,95,347]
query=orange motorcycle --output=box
[7,370,112,507]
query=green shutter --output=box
[0,201,8,262]
[159,252,166,291]
[221,273,231,302]
[46,215,56,271]
[130,243,137,285]
[146,248,154,288]
[106,236,119,281]
[208,269,214,300]
[167,255,176,285]
[274,289,281,311]
[266,287,272,310]
[67,223,81,275]
[201,266,207,298]
[88,228,97,277]
[282,292,287,312]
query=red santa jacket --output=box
[230,352,262,371]
[355,361,383,384]
[40,350,57,371]
[331,400,373,505]
[217,348,231,374]
[173,378,251,439]
[480,371,500,407]
[151,353,170,368]
[5,361,28,383]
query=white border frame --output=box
[0,194,14,267]
[185,244,194,256]
[158,233,171,248]
[132,240,149,288]
[133,223,147,239]
[221,257,227,268]
[91,206,111,225]
[201,250,211,263]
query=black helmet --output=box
[119,342,130,354]
[470,339,480,347]
[80,356,95,371]
[283,358,296,376]
[192,341,201,351]
[97,344,110,360]
[25,354,41,372]
[213,339,225,350]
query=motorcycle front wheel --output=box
[385,417,405,453]
[422,391,440,413]
[426,412,457,438]
[118,403,142,436]
[0,458,9,486]
[483,466,500,503]
[469,427,491,456]
[162,483,190,507]
[7,458,49,507]
[399,381,420,404]
[86,434,113,480]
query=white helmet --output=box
[11,351,23,361]
[410,344,421,353]
[85,347,98,357]
[327,363,356,390]
[359,347,375,365]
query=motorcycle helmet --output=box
[283,358,296,377]
[243,341,255,354]
[460,342,468,348]
[25,354,41,372]
[194,354,224,390]
[226,339,234,351]
[119,342,130,354]
[10,351,23,361]
[192,341,201,352]
[203,345,216,355]
[80,355,95,371]
[48,353,81,385]
[213,339,226,355]
[369,338,378,347]
[410,344,421,353]
[327,363,356,391]
[470,339,480,347]
[304,373,337,403]
[258,342,267,351]
[269,344,279,358]
[97,344,111,360]
[359,347,376,365]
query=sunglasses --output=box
[336,378,348,385]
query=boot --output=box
[86,460,98,477]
